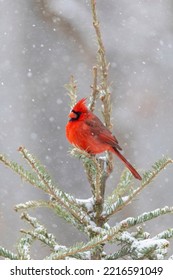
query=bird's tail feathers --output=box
[112,148,142,180]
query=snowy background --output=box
[0,0,173,258]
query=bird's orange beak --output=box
[68,111,77,119]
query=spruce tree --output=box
[0,0,173,260]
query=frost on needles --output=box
[0,147,173,260]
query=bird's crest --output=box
[72,98,88,113]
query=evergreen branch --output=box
[20,230,56,250]
[16,200,88,233]
[52,201,91,232]
[0,148,93,232]
[48,215,151,259]
[53,209,171,260]
[131,238,169,260]
[17,234,33,260]
[52,245,91,260]
[76,197,94,213]
[20,212,57,249]
[104,157,173,219]
[15,200,51,211]
[107,169,134,204]
[86,206,173,260]
[71,148,106,229]
[105,246,131,260]
[105,227,173,260]
[18,146,92,229]
[154,228,173,240]
[18,146,56,192]
[103,206,173,257]
[131,226,150,240]
[117,231,169,260]
[0,150,83,218]
[0,246,18,260]
[0,154,39,187]
[47,223,124,259]
[70,147,102,200]
[121,206,173,228]
[142,157,173,186]
[54,245,89,260]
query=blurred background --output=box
[0,0,173,258]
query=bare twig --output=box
[89,66,99,112]
[64,75,78,108]
[90,0,113,178]
[91,0,111,130]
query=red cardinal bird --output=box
[66,98,142,180]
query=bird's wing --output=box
[85,117,122,151]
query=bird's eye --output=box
[69,110,81,121]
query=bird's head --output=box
[68,98,88,121]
